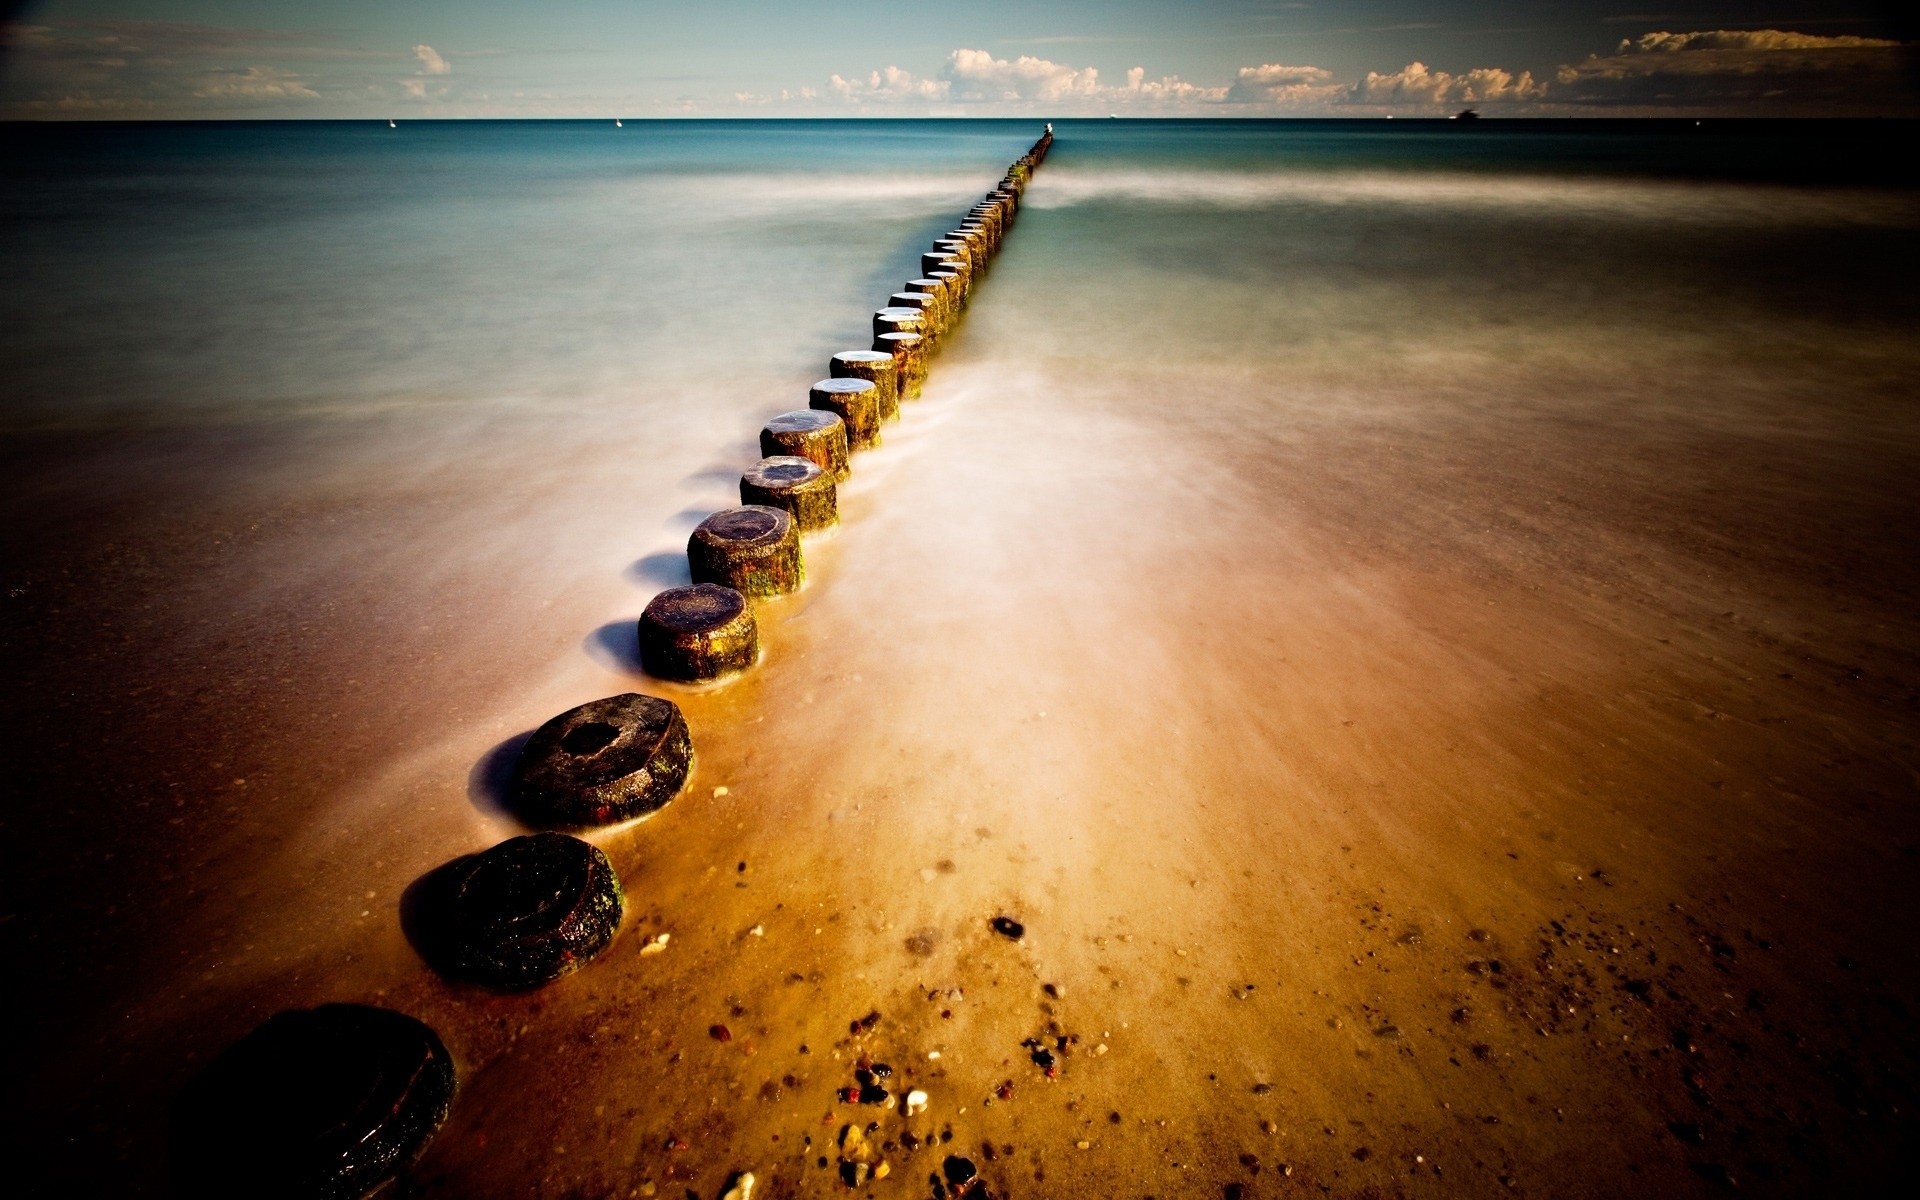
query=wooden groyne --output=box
[169,126,1055,1198]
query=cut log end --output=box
[640,583,760,681]
[689,505,804,596]
[510,692,693,826]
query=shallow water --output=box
[4,119,1919,1197]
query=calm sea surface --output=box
[2,119,1913,430]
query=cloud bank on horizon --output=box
[0,17,1912,118]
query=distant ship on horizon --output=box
[1452,108,1480,121]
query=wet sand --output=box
[8,181,1920,1196]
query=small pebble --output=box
[639,933,670,956]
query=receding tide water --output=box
[3,120,1918,1197]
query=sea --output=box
[3,119,1918,1196]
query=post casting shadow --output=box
[585,619,645,674]
[466,730,533,821]
[398,856,472,979]
[626,551,690,589]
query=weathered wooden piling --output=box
[831,349,901,420]
[511,692,693,826]
[873,308,926,340]
[761,409,849,482]
[903,278,953,329]
[689,505,803,596]
[172,1004,456,1200]
[740,455,837,531]
[927,268,965,310]
[639,583,761,680]
[810,376,882,449]
[425,832,624,989]
[874,330,926,398]
[888,291,939,334]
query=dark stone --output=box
[416,832,623,989]
[171,1004,455,1200]
[510,693,692,827]
[991,916,1024,940]
[944,1155,978,1186]
[639,583,759,681]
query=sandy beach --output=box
[5,123,1918,1197]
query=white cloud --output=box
[1347,61,1544,107]
[192,66,318,100]
[400,78,426,99]
[942,48,1102,102]
[1225,63,1340,105]
[827,64,948,103]
[412,44,449,75]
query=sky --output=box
[1,0,1914,118]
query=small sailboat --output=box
[615,118,623,127]
[387,118,396,128]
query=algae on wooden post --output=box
[740,456,837,532]
[761,409,849,482]
[809,377,882,449]
[639,582,761,680]
[873,331,926,399]
[830,350,900,421]
[688,505,803,596]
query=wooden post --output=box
[510,692,693,825]
[831,349,901,421]
[689,506,803,596]
[760,409,849,482]
[809,377,882,449]
[740,455,837,531]
[639,582,761,680]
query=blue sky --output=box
[1,1,1912,117]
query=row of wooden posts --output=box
[171,127,1056,1200]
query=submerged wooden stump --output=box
[890,290,938,324]
[922,250,961,277]
[639,583,760,680]
[810,377,881,449]
[933,240,974,272]
[741,455,837,531]
[927,269,965,311]
[171,1004,456,1200]
[423,832,624,990]
[904,277,953,327]
[511,692,692,826]
[689,505,803,596]
[831,350,900,421]
[874,331,926,399]
[761,409,849,482]
[873,308,926,340]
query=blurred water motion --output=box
[4,119,1918,1196]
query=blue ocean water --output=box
[2,119,1912,430]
